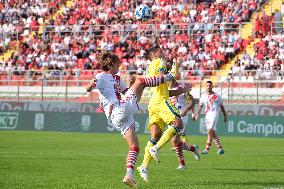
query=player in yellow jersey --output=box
[137,46,192,182]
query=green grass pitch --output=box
[0,131,283,189]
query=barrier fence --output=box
[0,69,283,104]
[1,21,283,42]
[0,69,284,83]
[0,110,283,138]
[0,101,283,137]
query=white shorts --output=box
[110,88,139,135]
[205,115,219,131]
[179,115,189,135]
[181,116,189,127]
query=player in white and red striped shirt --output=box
[86,52,176,188]
[195,81,227,155]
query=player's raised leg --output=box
[149,116,184,163]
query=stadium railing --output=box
[0,69,283,83]
[2,21,283,40]
[0,70,283,104]
[29,22,241,39]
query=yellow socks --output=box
[181,134,189,143]
[142,126,179,167]
[142,141,154,167]
[156,126,178,149]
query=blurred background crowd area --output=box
[0,0,283,82]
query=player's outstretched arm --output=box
[129,75,136,87]
[86,78,97,92]
[169,84,192,97]
[181,95,196,117]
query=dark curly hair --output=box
[206,81,213,85]
[146,46,160,60]
[97,51,120,71]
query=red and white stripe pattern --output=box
[126,147,139,174]
[121,89,139,111]
[139,76,165,87]
[174,143,185,166]
[213,136,222,149]
[113,75,122,100]
[205,137,212,151]
[182,142,196,152]
[122,88,136,102]
[205,94,218,115]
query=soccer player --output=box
[195,81,228,155]
[137,47,196,182]
[86,51,176,188]
[169,80,200,166]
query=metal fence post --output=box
[256,80,259,104]
[41,79,44,102]
[199,79,202,99]
[65,80,68,102]
[227,80,230,104]
[17,80,19,102]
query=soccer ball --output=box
[135,4,152,21]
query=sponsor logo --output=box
[228,120,284,137]
[228,120,234,132]
[0,102,99,113]
[0,112,18,129]
[81,115,91,132]
[1,102,284,116]
[258,106,284,116]
[0,102,28,111]
[34,113,44,130]
[226,105,284,116]
[107,119,116,132]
